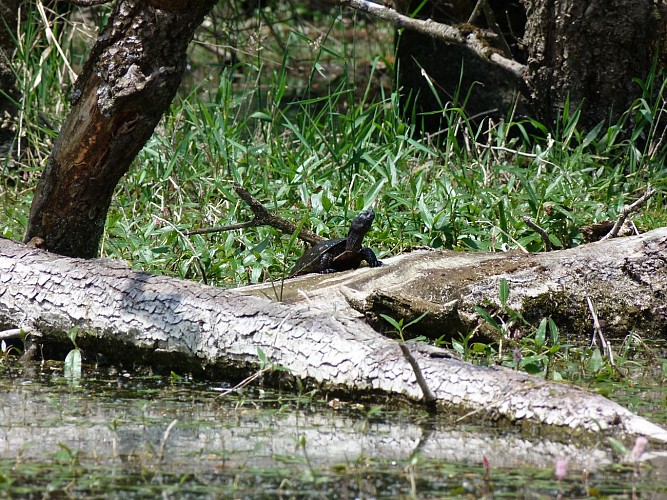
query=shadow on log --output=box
[0,229,666,445]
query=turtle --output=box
[289,209,382,277]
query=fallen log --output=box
[246,227,667,342]
[0,230,666,444]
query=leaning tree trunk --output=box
[23,0,217,258]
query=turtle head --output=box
[346,209,375,250]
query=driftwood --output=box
[0,230,666,445]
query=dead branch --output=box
[523,216,553,251]
[336,0,526,79]
[184,184,324,246]
[602,186,656,240]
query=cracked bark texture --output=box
[23,0,217,258]
[264,227,667,343]
[523,0,657,129]
[1,232,667,443]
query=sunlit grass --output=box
[2,3,665,285]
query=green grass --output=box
[2,4,666,286]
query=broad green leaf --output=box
[499,278,509,307]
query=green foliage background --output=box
[1,2,666,290]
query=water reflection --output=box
[0,362,664,498]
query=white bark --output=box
[1,229,666,443]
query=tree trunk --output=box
[248,227,667,343]
[524,0,657,129]
[394,0,663,131]
[2,229,666,442]
[23,0,217,258]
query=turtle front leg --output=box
[360,248,382,268]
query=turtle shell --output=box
[289,209,378,277]
[289,237,348,277]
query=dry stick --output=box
[157,419,179,464]
[398,343,436,410]
[468,0,485,23]
[477,221,528,253]
[184,184,324,246]
[337,0,526,79]
[469,0,513,58]
[586,296,615,367]
[523,216,552,251]
[601,186,657,240]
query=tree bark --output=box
[23,0,217,258]
[1,229,666,442]
[524,0,657,129]
[249,227,667,343]
[391,0,663,131]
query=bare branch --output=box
[602,186,656,240]
[184,184,324,246]
[336,0,526,79]
[399,342,436,409]
[523,216,553,251]
[59,0,111,5]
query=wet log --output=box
[0,229,666,444]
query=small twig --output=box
[399,343,436,410]
[184,220,257,235]
[481,2,512,57]
[477,221,528,253]
[184,184,324,246]
[216,367,271,397]
[469,0,512,58]
[586,296,615,366]
[157,419,178,463]
[602,186,656,240]
[523,217,553,251]
[468,0,485,23]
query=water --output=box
[0,360,665,498]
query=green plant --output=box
[64,327,82,385]
[1,3,665,390]
[379,312,427,341]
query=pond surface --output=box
[0,360,666,498]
